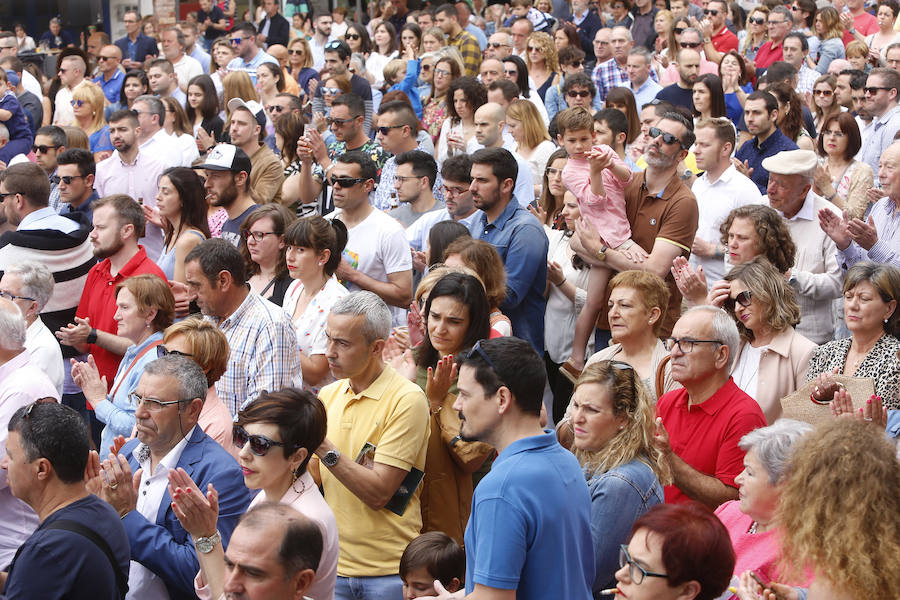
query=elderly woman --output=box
[567,360,671,593]
[160,319,234,455]
[71,275,174,458]
[813,112,873,220]
[807,262,900,410]
[584,271,678,401]
[171,389,339,600]
[737,419,900,600]
[715,258,817,423]
[615,503,735,600]
[715,420,813,597]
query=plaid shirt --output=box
[449,29,482,77]
[206,292,303,416]
[796,64,817,96]
[592,57,658,103]
[371,139,446,211]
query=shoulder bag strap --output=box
[43,519,129,600]
[108,340,162,399]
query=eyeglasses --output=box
[345,33,361,40]
[32,144,60,154]
[394,174,423,183]
[823,129,845,138]
[377,124,405,135]
[0,191,16,200]
[325,40,344,50]
[680,41,702,48]
[619,545,669,585]
[70,99,84,108]
[242,230,277,242]
[97,55,118,61]
[648,126,684,147]
[567,89,591,98]
[789,4,801,10]
[465,339,497,371]
[767,20,788,25]
[748,17,765,24]
[328,175,368,187]
[287,49,304,55]
[58,68,69,74]
[813,89,834,96]
[233,424,296,456]
[157,345,194,358]
[0,290,36,302]
[488,41,510,48]
[441,184,469,197]
[230,36,250,45]
[664,337,724,353]
[421,64,432,71]
[703,8,718,15]
[864,86,891,95]
[129,392,188,412]
[266,104,285,113]
[326,116,357,126]
[434,68,452,77]
[58,175,85,185]
[0,45,16,50]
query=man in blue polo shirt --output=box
[92,45,125,103]
[470,147,548,353]
[433,336,593,600]
[734,90,798,194]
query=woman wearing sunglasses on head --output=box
[70,275,174,459]
[559,360,671,595]
[160,319,234,455]
[170,388,339,600]
[713,257,816,424]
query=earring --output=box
[885,319,889,324]
[291,467,307,494]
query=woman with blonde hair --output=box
[564,360,672,594]
[160,319,234,454]
[811,7,845,74]
[71,80,112,159]
[737,419,900,600]
[507,98,556,198]
[287,37,319,96]
[739,6,769,62]
[524,31,560,102]
[421,27,446,53]
[222,71,258,124]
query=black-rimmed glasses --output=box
[664,337,723,353]
[242,230,278,242]
[619,545,669,585]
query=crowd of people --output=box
[1,0,900,599]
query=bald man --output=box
[479,58,504,87]
[93,45,125,103]
[467,102,535,206]
[486,32,513,60]
[655,48,700,112]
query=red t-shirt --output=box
[656,378,767,504]
[711,26,738,54]
[843,12,879,46]
[75,247,167,388]
[754,40,783,69]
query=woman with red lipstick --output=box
[566,360,671,595]
[813,112,873,221]
[717,257,817,423]
[807,262,900,411]
[614,503,734,600]
[281,216,349,394]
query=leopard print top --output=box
[806,334,900,410]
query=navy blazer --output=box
[258,13,291,47]
[114,33,160,64]
[120,427,251,600]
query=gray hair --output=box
[133,95,166,125]
[142,355,208,404]
[628,47,653,65]
[5,262,54,311]
[491,32,513,47]
[612,26,633,42]
[684,305,741,371]
[770,5,793,24]
[680,27,703,42]
[0,300,26,350]
[330,291,392,344]
[739,419,812,483]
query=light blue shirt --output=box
[18,206,79,234]
[406,208,483,251]
[466,23,487,50]
[190,45,211,72]
[226,49,279,85]
[630,77,663,111]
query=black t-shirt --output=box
[220,204,259,248]
[655,83,694,113]
[197,6,228,41]
[3,495,130,600]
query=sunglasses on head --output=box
[233,424,295,456]
[157,345,194,358]
[724,290,752,311]
[328,175,368,187]
[648,126,683,147]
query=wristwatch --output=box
[86,328,98,345]
[321,448,341,468]
[596,245,608,261]
[194,530,221,554]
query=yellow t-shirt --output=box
[317,364,430,576]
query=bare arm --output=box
[666,451,739,508]
[314,439,411,510]
[299,353,331,387]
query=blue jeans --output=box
[334,575,404,600]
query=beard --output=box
[93,237,125,259]
[645,144,678,169]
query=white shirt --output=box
[690,164,763,285]
[140,128,183,168]
[18,206,80,234]
[26,318,64,396]
[127,428,195,600]
[731,341,764,400]
[21,70,41,98]
[545,228,591,363]
[171,131,200,167]
[53,83,81,127]
[172,54,204,92]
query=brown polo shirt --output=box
[597,170,698,337]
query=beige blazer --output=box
[731,327,817,423]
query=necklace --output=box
[849,336,881,371]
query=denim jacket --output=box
[584,457,663,593]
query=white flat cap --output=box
[761,149,818,175]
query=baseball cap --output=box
[192,144,253,174]
[227,98,267,127]
[5,70,19,87]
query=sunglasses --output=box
[97,55,118,61]
[230,36,249,45]
[725,290,753,311]
[527,46,543,52]
[288,49,304,55]
[567,89,591,97]
[328,176,368,187]
[864,86,891,95]
[703,8,718,15]
[680,41,702,48]
[421,64,432,71]
[322,87,341,95]
[466,339,498,371]
[488,41,509,48]
[813,89,833,96]
[377,124,405,135]
[58,175,86,185]
[266,105,286,114]
[32,144,60,154]
[233,424,296,456]
[157,345,194,358]
[345,33,361,40]
[648,126,683,147]
[567,60,583,68]
[70,99,84,108]
[326,116,357,126]
[325,40,344,50]
[673,27,686,34]
[434,68,452,77]
[748,17,765,24]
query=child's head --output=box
[383,58,407,85]
[510,0,532,17]
[556,107,595,158]
[593,108,628,151]
[400,532,464,599]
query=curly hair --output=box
[447,76,487,123]
[719,205,795,274]
[525,31,559,73]
[777,419,900,600]
[723,256,800,341]
[573,360,673,485]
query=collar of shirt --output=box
[494,429,557,464]
[217,290,258,329]
[17,206,59,229]
[766,327,797,359]
[573,8,589,24]
[134,425,196,473]
[122,330,164,365]
[337,363,393,403]
[875,104,900,128]
[482,197,521,229]
[676,377,736,415]
[640,169,683,200]
[754,127,787,152]
[64,190,99,214]
[701,163,739,187]
[96,247,152,282]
